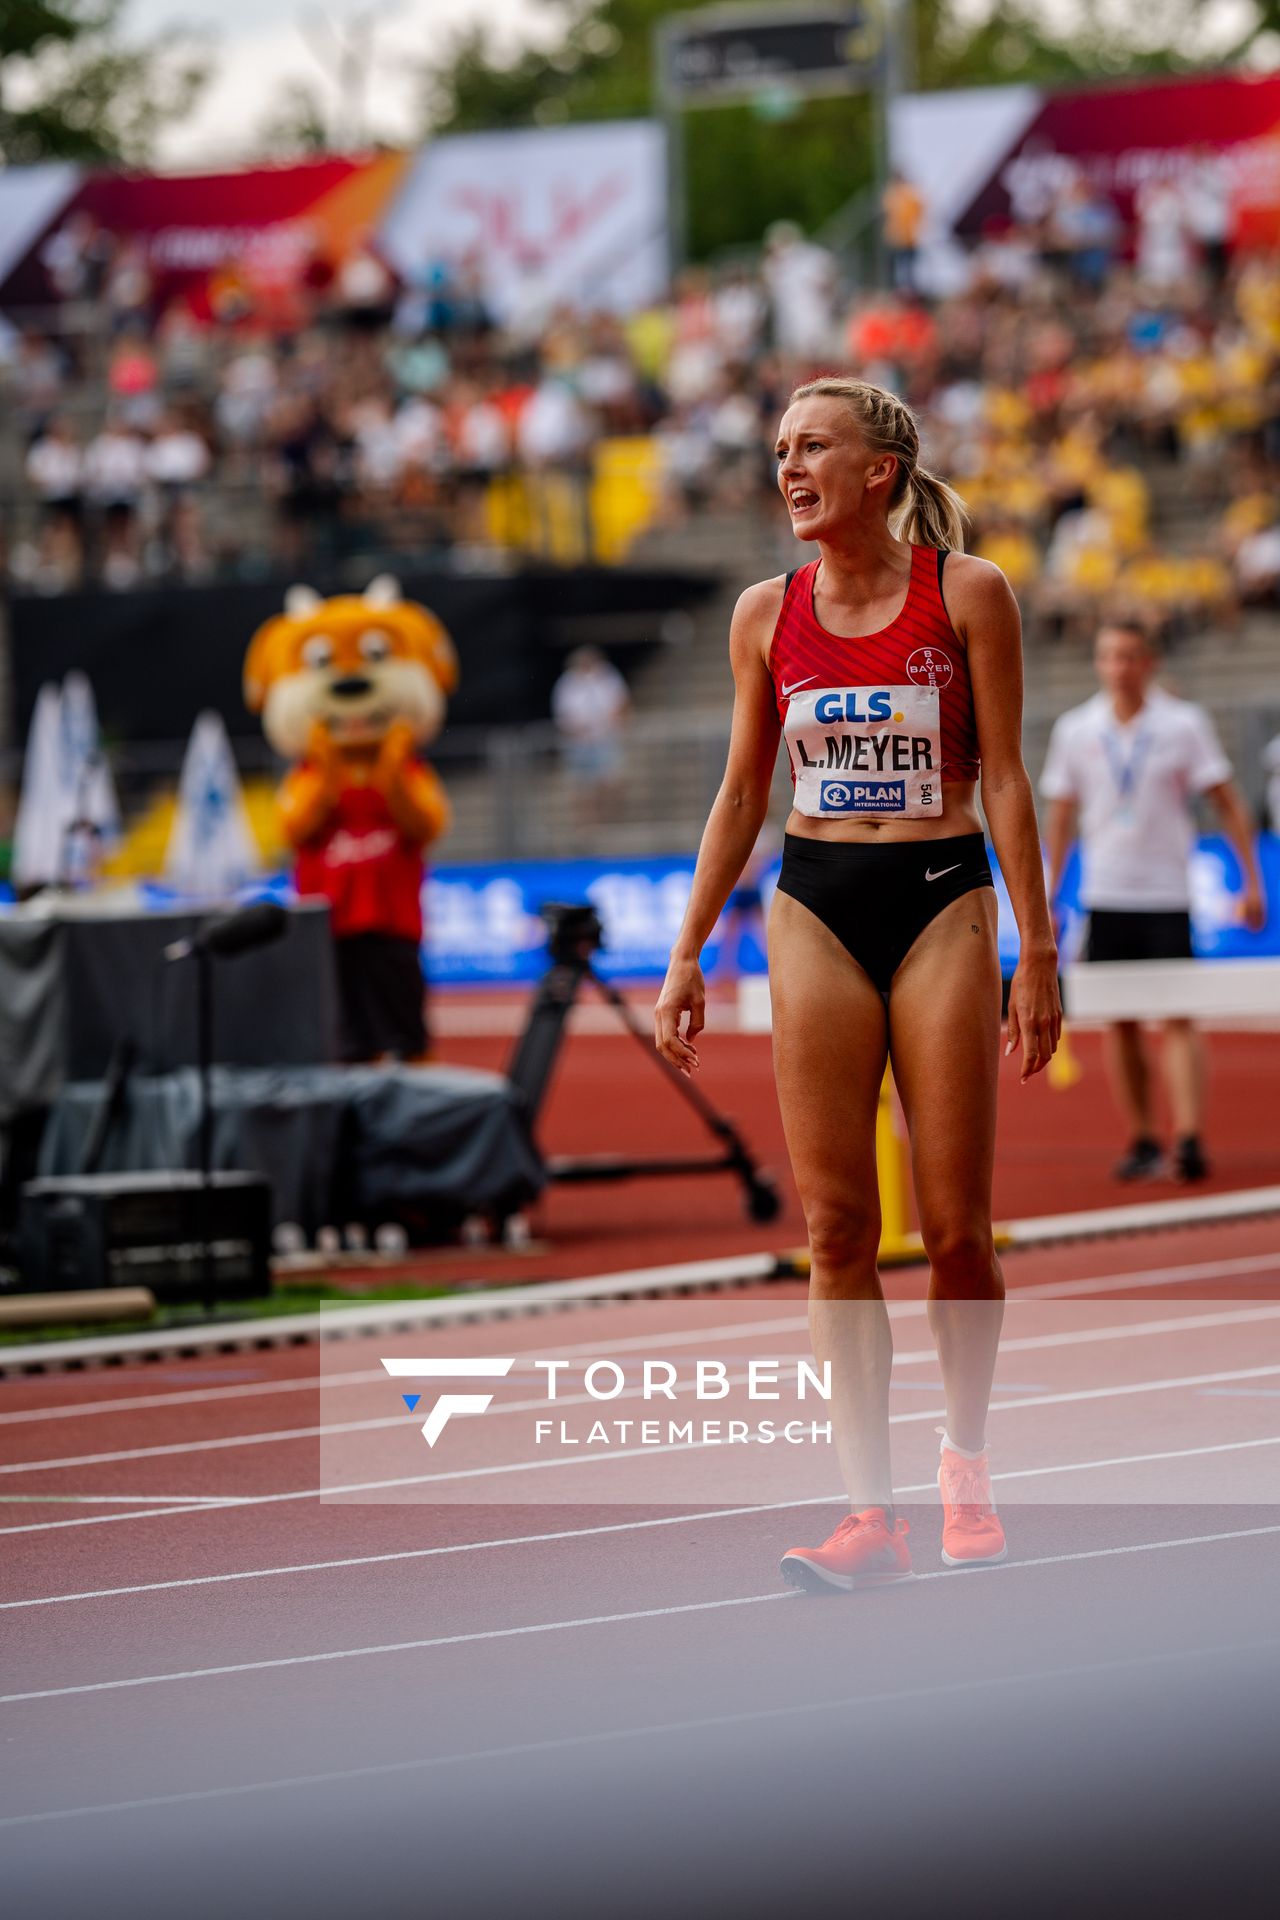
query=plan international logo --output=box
[381,1355,833,1450]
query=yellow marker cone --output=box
[784,1065,1009,1277]
[1048,1025,1083,1091]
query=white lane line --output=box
[0,1413,425,1477]
[986,1432,1280,1486]
[1031,1249,1279,1299]
[5,1523,1280,1708]
[10,1303,1280,1480]
[6,1358,1280,1538]
[1,1592,791,1703]
[5,1632,1277,1830]
[0,1498,244,1536]
[0,1253,785,1373]
[0,1493,232,1507]
[4,1248,1277,1430]
[7,1182,1279,1372]
[0,1505,820,1609]
[5,1432,1280,1612]
[0,1368,362,1429]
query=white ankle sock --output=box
[939,1429,986,1461]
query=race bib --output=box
[784,685,943,819]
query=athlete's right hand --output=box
[655,956,705,1075]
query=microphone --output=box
[164,901,289,962]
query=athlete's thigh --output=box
[767,888,888,1218]
[886,888,1002,1233]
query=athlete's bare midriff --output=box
[783,780,983,843]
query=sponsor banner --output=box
[18,838,1266,980]
[0,152,410,321]
[424,837,1280,984]
[891,70,1280,292]
[0,163,81,339]
[425,855,727,985]
[378,120,668,322]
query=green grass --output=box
[0,1279,456,1346]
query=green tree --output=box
[253,80,334,159]
[0,0,207,165]
[419,1,877,257]
[911,0,1269,88]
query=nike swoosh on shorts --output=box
[925,864,961,882]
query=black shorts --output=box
[1084,909,1194,963]
[774,832,994,995]
[335,932,427,1061]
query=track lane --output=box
[3,1510,1279,1830]
[4,1215,1280,1873]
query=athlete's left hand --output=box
[1006,947,1062,1084]
[1241,881,1267,934]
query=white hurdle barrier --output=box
[1063,958,1280,1025]
[738,960,1280,1032]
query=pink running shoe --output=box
[938,1435,1007,1567]
[781,1507,913,1594]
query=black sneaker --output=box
[1113,1137,1166,1181]
[1172,1136,1210,1182]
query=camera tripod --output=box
[507,904,780,1223]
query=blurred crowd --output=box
[5,157,1280,650]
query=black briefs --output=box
[774,832,994,995]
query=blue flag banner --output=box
[423,836,1280,985]
[995,833,1280,973]
[425,857,730,984]
[44,839,1270,985]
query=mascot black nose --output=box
[329,674,373,699]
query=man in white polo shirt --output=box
[1042,622,1265,1181]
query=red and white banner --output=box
[378,121,669,322]
[0,123,668,328]
[891,70,1280,291]
[0,152,410,322]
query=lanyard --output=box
[1101,716,1153,804]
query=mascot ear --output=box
[244,616,285,712]
[431,623,460,695]
[364,574,402,609]
[285,584,323,617]
[414,612,458,694]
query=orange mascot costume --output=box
[244,575,456,1061]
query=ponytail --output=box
[788,376,970,552]
[895,464,969,553]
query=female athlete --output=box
[654,378,1061,1591]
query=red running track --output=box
[386,1020,1280,1286]
[2,1214,1280,1914]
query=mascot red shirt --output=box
[243,576,456,1060]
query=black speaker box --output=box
[17,1172,273,1298]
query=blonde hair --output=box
[787,376,969,552]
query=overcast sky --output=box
[129,0,1264,168]
[129,0,546,165]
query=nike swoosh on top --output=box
[780,676,818,698]
[925,864,961,882]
